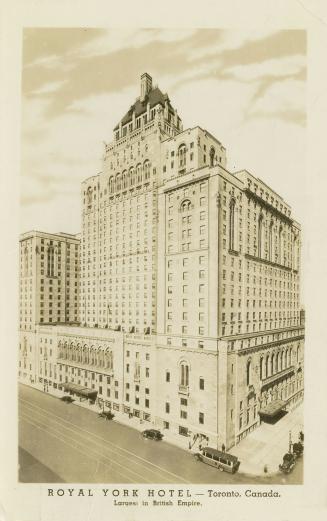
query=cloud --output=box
[248,79,305,125]
[20,28,306,233]
[31,80,68,96]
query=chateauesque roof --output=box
[114,86,175,131]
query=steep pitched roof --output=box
[114,87,173,130]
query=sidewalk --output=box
[229,403,303,476]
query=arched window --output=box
[260,357,264,379]
[271,353,275,375]
[246,359,252,386]
[136,163,142,184]
[129,167,135,187]
[180,361,189,387]
[229,199,236,251]
[126,169,131,187]
[143,160,150,181]
[280,350,284,370]
[181,199,191,212]
[178,144,187,168]
[116,173,122,191]
[83,345,88,364]
[109,176,115,194]
[266,355,270,377]
[296,345,300,363]
[258,213,264,258]
[122,170,127,189]
[276,352,280,372]
[210,147,215,167]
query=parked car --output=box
[60,395,74,403]
[142,429,163,441]
[98,411,115,420]
[279,452,296,473]
[292,442,304,457]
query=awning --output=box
[63,382,98,398]
[259,400,286,418]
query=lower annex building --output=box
[19,74,304,450]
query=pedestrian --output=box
[199,443,202,451]
[222,443,225,453]
[188,441,191,450]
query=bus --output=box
[195,447,240,473]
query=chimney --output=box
[140,73,152,101]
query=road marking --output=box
[20,413,146,484]
[20,403,181,484]
[19,396,190,483]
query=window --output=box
[268,221,274,261]
[199,377,204,390]
[209,147,215,167]
[246,360,252,385]
[166,371,170,382]
[199,412,204,424]
[178,144,187,168]
[165,402,170,413]
[229,199,236,251]
[258,214,264,258]
[180,410,187,419]
[181,200,191,212]
[179,426,188,436]
[180,362,189,387]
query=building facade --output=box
[19,74,304,450]
[19,231,80,386]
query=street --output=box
[19,384,302,484]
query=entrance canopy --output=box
[63,382,98,399]
[259,400,286,419]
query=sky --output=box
[21,28,306,234]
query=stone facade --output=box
[19,74,304,450]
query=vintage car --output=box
[195,447,241,474]
[292,442,304,457]
[60,395,74,403]
[142,429,163,441]
[279,452,296,473]
[98,411,115,420]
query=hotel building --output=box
[19,230,80,386]
[19,74,304,449]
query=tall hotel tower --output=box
[20,74,304,449]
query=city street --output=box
[19,384,302,484]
